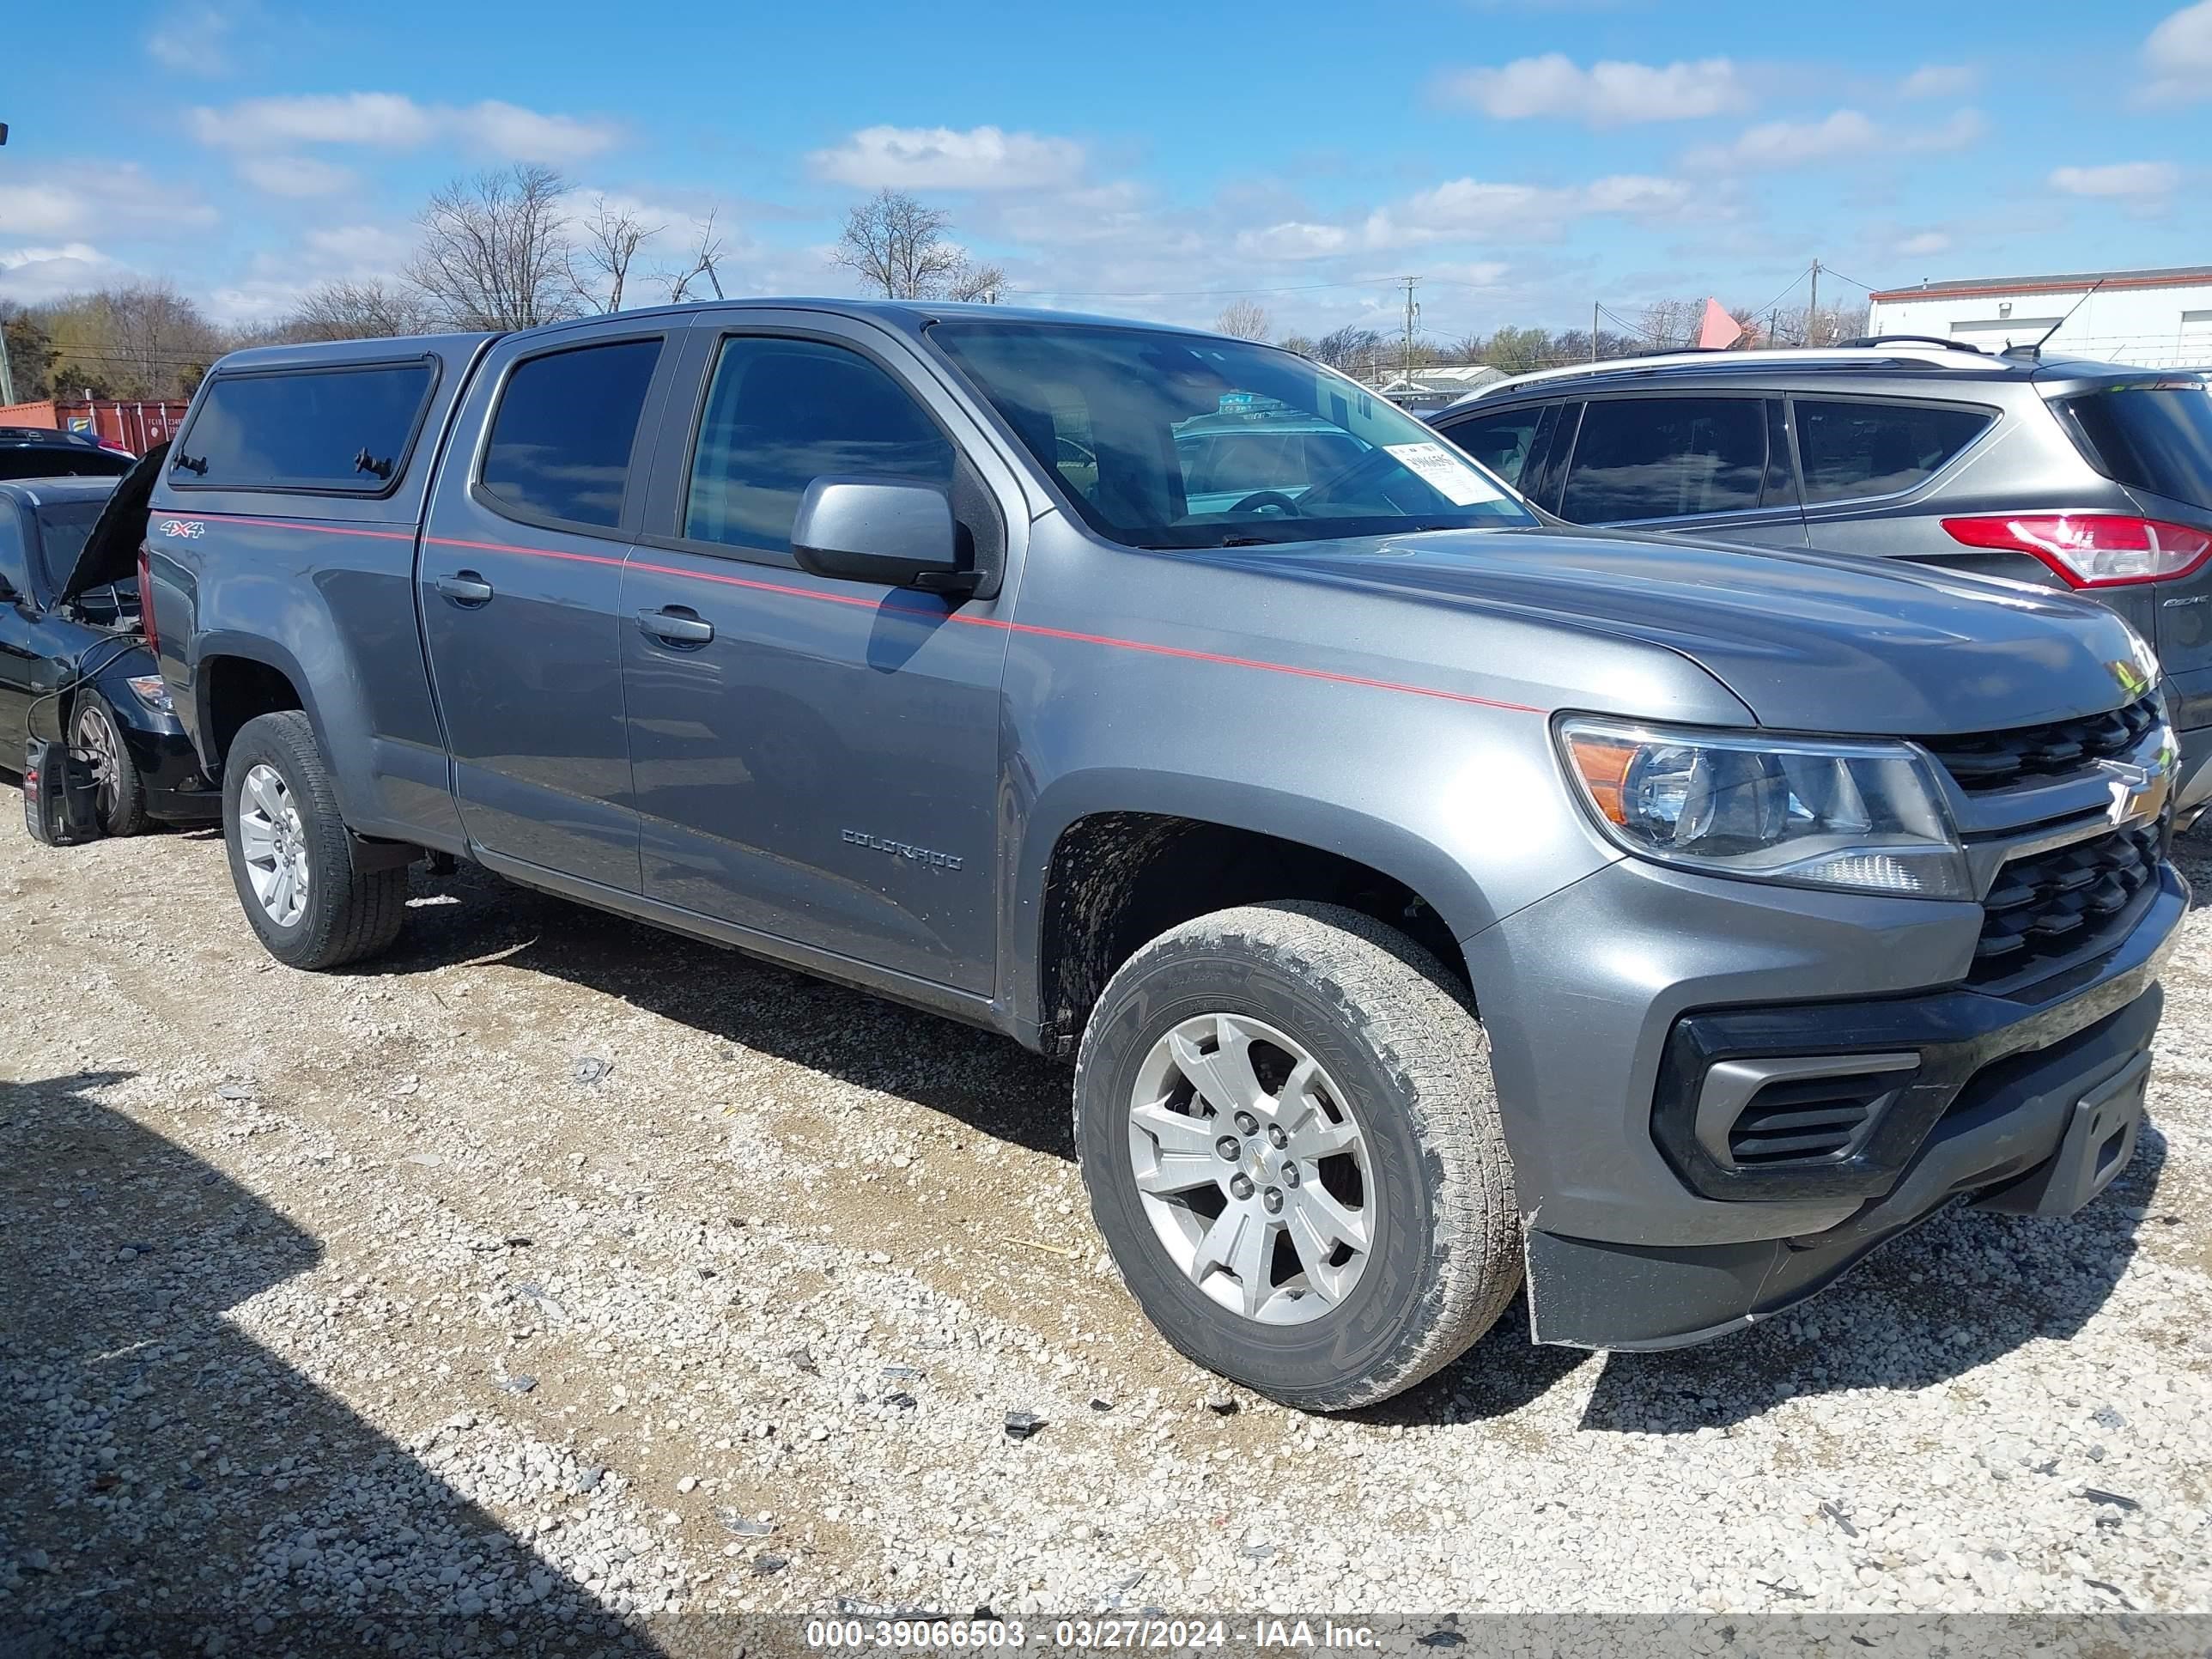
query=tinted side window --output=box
[684,337,953,555]
[0,509,27,598]
[173,362,434,492]
[1561,398,1766,522]
[479,339,663,530]
[1796,399,1991,504]
[0,448,133,482]
[1445,408,1542,486]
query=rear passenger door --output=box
[1557,394,1806,547]
[419,325,682,890]
[617,313,1015,994]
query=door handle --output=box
[436,571,495,607]
[637,606,714,646]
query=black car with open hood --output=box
[0,452,218,836]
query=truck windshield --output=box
[929,320,1536,549]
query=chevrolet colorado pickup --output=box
[130,302,2186,1408]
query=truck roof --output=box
[207,300,1224,377]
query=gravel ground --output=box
[3,798,2208,1652]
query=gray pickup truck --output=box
[124,301,2186,1408]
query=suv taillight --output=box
[137,543,158,652]
[1942,513,2212,587]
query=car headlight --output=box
[125,674,173,714]
[1558,716,1971,900]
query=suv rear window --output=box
[2058,380,2212,508]
[173,361,435,493]
[1794,399,1991,503]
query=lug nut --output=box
[1216,1135,1241,1161]
[1229,1174,1255,1200]
[1262,1188,1284,1214]
[1282,1164,1301,1188]
[1233,1111,1260,1137]
[1266,1123,1288,1149]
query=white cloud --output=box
[808,125,1087,191]
[1899,63,1978,99]
[0,242,132,303]
[2048,161,2181,198]
[1439,54,1750,125]
[2145,2,2212,101]
[236,155,355,197]
[0,164,218,239]
[146,4,235,74]
[189,93,617,162]
[1356,173,1696,252]
[1235,222,1351,260]
[1896,230,1952,257]
[1686,107,1984,171]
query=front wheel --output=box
[72,691,148,837]
[1073,901,1522,1411]
[222,710,408,969]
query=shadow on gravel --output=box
[1577,1121,2170,1436]
[0,1072,663,1657]
[364,865,1078,1163]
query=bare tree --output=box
[287,279,435,341]
[830,188,967,300]
[1212,299,1270,341]
[405,164,578,331]
[568,196,660,314]
[948,262,1006,304]
[666,211,729,303]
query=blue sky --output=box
[3,0,2209,339]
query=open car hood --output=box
[58,442,167,605]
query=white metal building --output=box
[1867,265,2212,368]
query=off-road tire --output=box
[1074,900,1522,1412]
[222,710,408,969]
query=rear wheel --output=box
[72,691,148,837]
[222,710,408,969]
[1074,901,1522,1411]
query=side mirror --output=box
[792,478,973,595]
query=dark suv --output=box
[1431,344,2212,825]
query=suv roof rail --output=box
[1442,342,2013,409]
[1835,334,1987,355]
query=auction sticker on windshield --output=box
[1384,441,1504,507]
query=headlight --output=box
[125,674,173,714]
[1558,717,1970,900]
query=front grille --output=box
[1925,696,2160,792]
[1972,825,2161,987]
[1724,1073,1898,1165]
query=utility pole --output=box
[1401,276,1419,386]
[1591,301,1600,362]
[1808,258,1821,346]
[0,321,15,407]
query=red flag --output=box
[1697,297,1743,350]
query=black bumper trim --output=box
[1531,976,2164,1350]
[1650,865,2186,1203]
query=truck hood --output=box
[57,443,165,605]
[1207,526,2156,735]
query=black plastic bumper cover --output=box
[1528,866,2185,1351]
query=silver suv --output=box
[1432,343,2212,828]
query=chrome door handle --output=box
[435,571,494,606]
[637,606,714,646]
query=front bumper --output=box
[1465,843,2186,1351]
[113,716,220,823]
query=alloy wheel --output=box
[1125,1012,1377,1325]
[237,763,311,927]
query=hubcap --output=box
[1125,1012,1377,1325]
[237,763,311,927]
[74,704,122,822]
